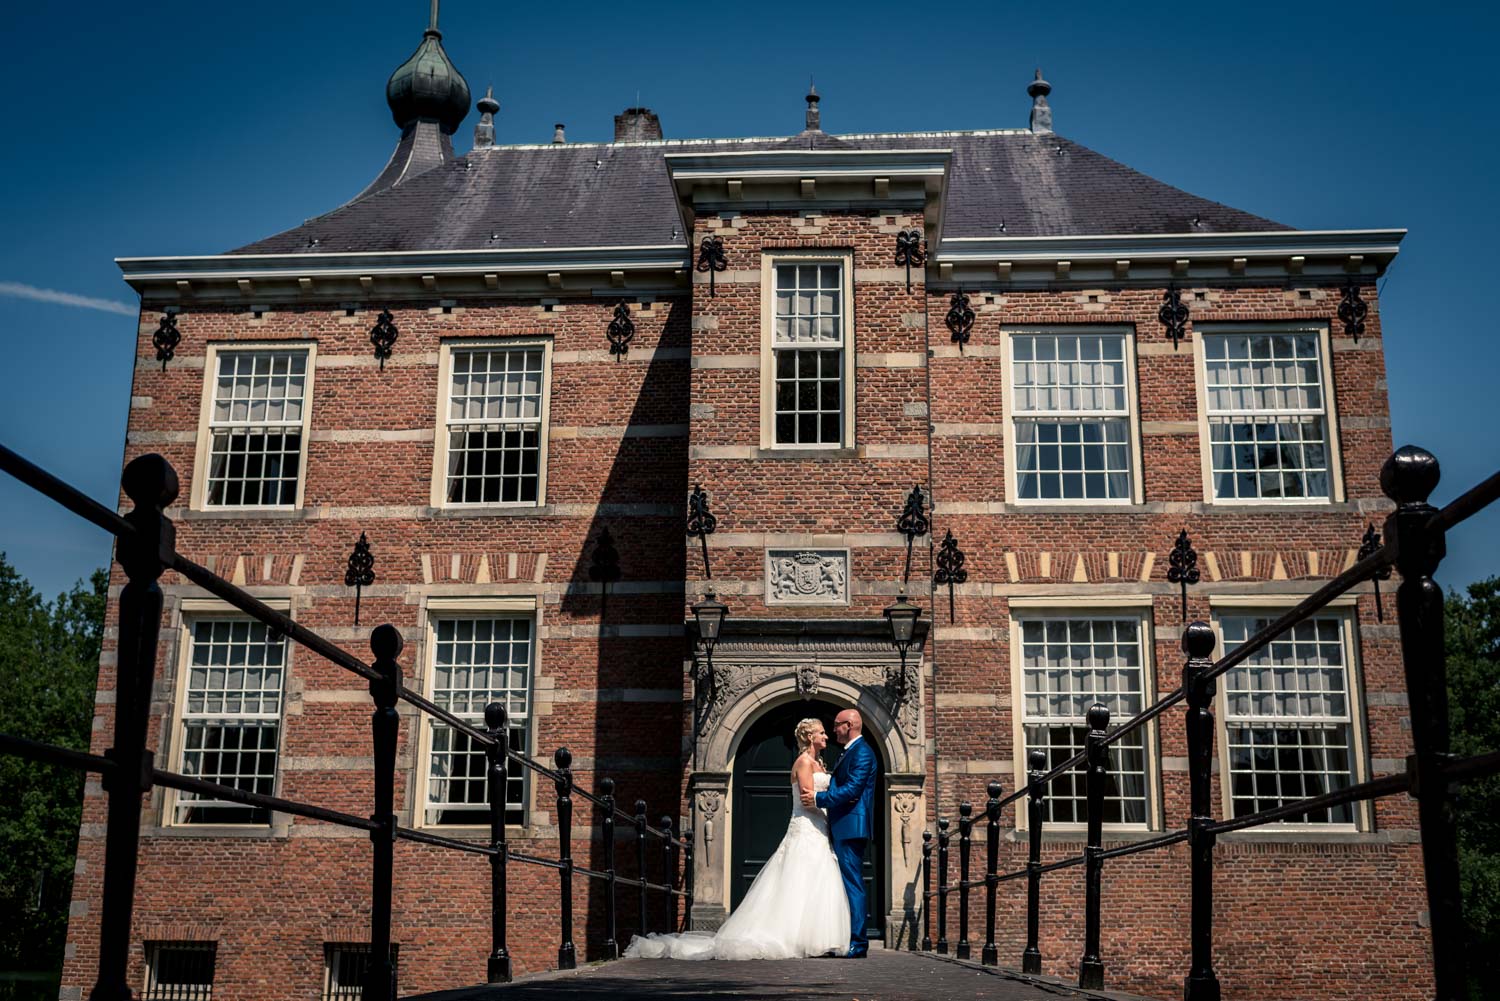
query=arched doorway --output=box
[730,699,885,940]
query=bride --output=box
[624,718,851,960]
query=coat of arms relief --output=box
[766,549,848,605]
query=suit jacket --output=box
[817,737,877,842]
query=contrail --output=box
[0,281,137,317]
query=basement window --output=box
[143,941,216,1000]
[323,944,399,1001]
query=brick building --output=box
[63,8,1425,1000]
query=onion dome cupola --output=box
[386,1,471,134]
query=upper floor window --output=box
[438,343,549,506]
[203,348,311,507]
[1220,613,1358,824]
[1202,332,1332,501]
[1010,332,1134,501]
[763,257,853,448]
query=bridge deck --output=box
[409,948,1158,1001]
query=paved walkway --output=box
[409,947,1158,1001]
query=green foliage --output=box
[0,554,106,998]
[1448,578,1500,1000]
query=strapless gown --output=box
[624,771,851,960]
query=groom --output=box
[802,708,878,958]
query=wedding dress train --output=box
[624,771,851,960]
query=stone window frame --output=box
[998,325,1145,506]
[161,597,293,831]
[429,336,555,510]
[1191,321,1346,506]
[1207,594,1371,833]
[1006,595,1162,833]
[189,341,318,512]
[758,250,857,451]
[412,595,540,832]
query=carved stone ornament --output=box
[766,549,849,605]
[796,664,821,698]
[695,790,723,858]
[893,792,918,865]
[698,662,920,744]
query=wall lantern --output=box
[692,591,729,658]
[884,592,921,705]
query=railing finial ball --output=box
[987,780,1003,799]
[1380,444,1441,506]
[554,746,572,770]
[923,829,933,844]
[1027,748,1047,772]
[1181,620,1216,658]
[1086,701,1111,731]
[600,776,615,795]
[483,701,507,732]
[121,453,180,508]
[369,623,404,662]
[938,817,950,831]
[959,801,972,818]
[635,798,647,814]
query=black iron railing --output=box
[0,445,693,1001]
[919,445,1500,999]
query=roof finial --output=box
[1028,68,1053,135]
[473,85,498,148]
[805,79,821,132]
[428,0,441,34]
[553,123,567,144]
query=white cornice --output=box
[936,229,1405,264]
[663,148,951,182]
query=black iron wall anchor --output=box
[1159,285,1189,350]
[945,288,975,352]
[696,236,727,297]
[686,484,718,579]
[152,311,182,371]
[1166,529,1201,624]
[369,309,399,370]
[1357,523,1393,622]
[589,527,622,622]
[1338,278,1369,342]
[897,484,931,585]
[895,229,925,292]
[607,301,636,361]
[933,529,968,623]
[344,531,376,626]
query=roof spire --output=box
[805,81,821,132]
[1028,68,1053,134]
[429,0,440,33]
[473,86,498,148]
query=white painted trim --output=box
[759,251,857,450]
[936,229,1406,264]
[1007,594,1155,609]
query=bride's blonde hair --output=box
[794,717,825,768]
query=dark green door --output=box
[730,699,884,939]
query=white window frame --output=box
[414,597,539,829]
[759,251,856,450]
[1193,323,1344,505]
[430,338,553,509]
[190,342,317,511]
[164,598,291,828]
[1000,326,1143,505]
[1209,596,1369,832]
[1008,596,1160,832]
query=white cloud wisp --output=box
[0,281,137,317]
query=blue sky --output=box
[1,1,1496,598]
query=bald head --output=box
[833,709,863,746]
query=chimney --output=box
[613,107,663,142]
[1028,69,1053,134]
[552,123,566,144]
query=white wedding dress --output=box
[624,772,851,960]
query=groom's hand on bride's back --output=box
[799,788,817,808]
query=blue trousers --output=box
[833,837,868,953]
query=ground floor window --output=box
[143,941,216,1000]
[323,943,398,1001]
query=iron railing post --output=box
[921,830,933,951]
[1022,749,1046,974]
[1078,702,1109,990]
[661,815,675,932]
[956,802,973,958]
[554,748,576,969]
[982,781,1002,966]
[682,826,695,930]
[1382,445,1464,1001]
[936,817,950,954]
[365,625,402,1001]
[90,455,175,1001]
[1183,622,1222,1001]
[483,703,511,983]
[601,777,619,959]
[635,800,649,939]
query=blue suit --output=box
[816,736,878,954]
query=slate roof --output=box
[230,130,1288,256]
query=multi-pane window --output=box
[1011,333,1132,501]
[772,263,845,446]
[205,350,308,506]
[174,620,284,825]
[1221,614,1355,823]
[444,347,545,505]
[323,944,398,1001]
[1019,617,1149,825]
[425,617,532,825]
[143,941,216,1000]
[1203,332,1331,501]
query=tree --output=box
[0,555,106,1000]
[1447,577,1500,1001]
